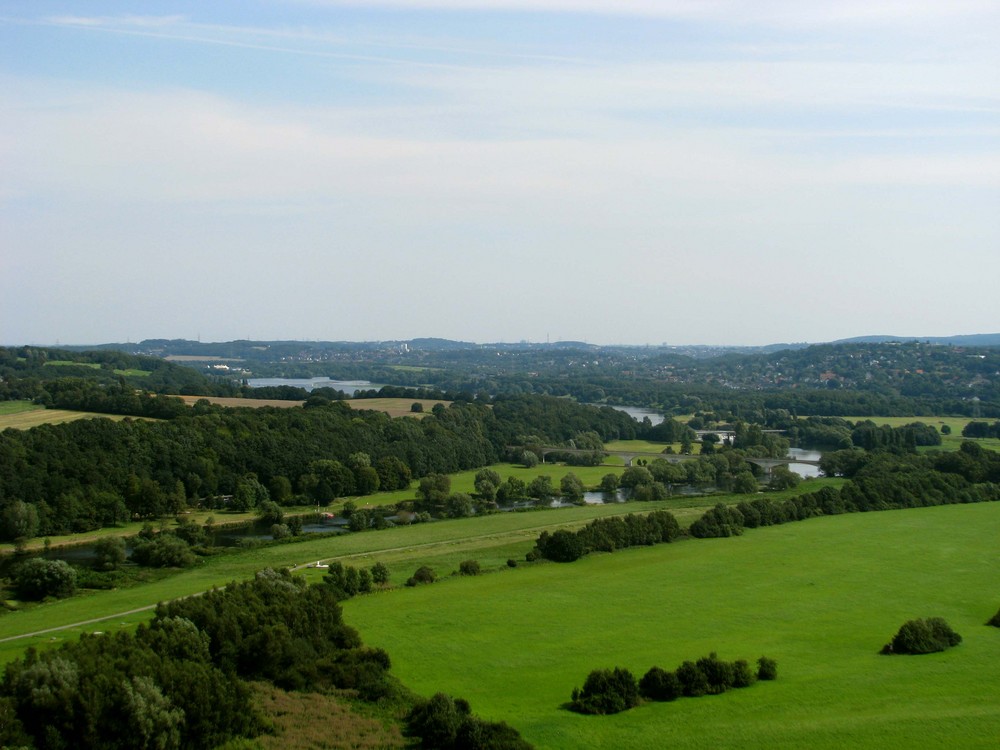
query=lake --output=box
[247,377,384,396]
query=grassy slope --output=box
[343,502,1000,750]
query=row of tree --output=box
[532,511,681,563]
[569,654,777,715]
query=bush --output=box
[92,536,127,571]
[732,659,757,688]
[406,566,437,587]
[407,693,533,749]
[569,667,640,715]
[638,667,681,702]
[371,562,390,585]
[458,560,481,576]
[883,618,962,654]
[756,656,778,680]
[130,533,196,568]
[988,607,1000,628]
[697,652,735,694]
[675,660,709,697]
[12,558,77,600]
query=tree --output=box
[257,500,284,525]
[232,475,269,512]
[732,470,759,494]
[675,660,709,697]
[569,667,639,715]
[406,566,436,587]
[445,493,473,518]
[639,667,681,702]
[527,475,554,502]
[93,536,127,571]
[599,473,619,494]
[410,402,424,413]
[417,474,451,504]
[520,450,539,468]
[619,466,654,489]
[495,476,526,505]
[459,559,481,576]
[534,529,584,563]
[756,656,778,680]
[268,475,293,505]
[371,562,390,585]
[883,618,961,655]
[1,501,39,543]
[474,469,502,501]
[12,558,77,600]
[560,473,585,502]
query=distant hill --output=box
[833,333,1000,347]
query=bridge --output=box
[525,446,821,478]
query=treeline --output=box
[532,511,681,563]
[963,420,1000,439]
[0,346,232,403]
[569,654,776,715]
[689,443,1000,539]
[0,395,625,540]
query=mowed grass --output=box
[343,502,1000,750]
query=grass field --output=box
[43,361,149,377]
[343,502,1000,749]
[0,403,137,430]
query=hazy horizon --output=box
[3,2,998,346]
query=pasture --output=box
[0,403,135,430]
[344,502,1000,749]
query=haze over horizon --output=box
[2,1,998,347]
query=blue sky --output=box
[2,1,998,346]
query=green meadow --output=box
[344,502,1000,749]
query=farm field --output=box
[177,395,450,417]
[0,402,137,430]
[344,502,1000,750]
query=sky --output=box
[1,1,998,347]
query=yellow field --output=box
[347,398,449,418]
[179,395,449,418]
[0,407,135,431]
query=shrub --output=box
[883,618,962,654]
[756,656,778,680]
[638,667,681,702]
[675,660,709,697]
[458,560,481,576]
[569,667,640,715]
[407,693,533,749]
[732,659,757,688]
[988,607,1000,628]
[406,566,437,587]
[92,536,127,571]
[12,558,77,600]
[370,562,390,585]
[697,652,735,694]
[506,559,518,568]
